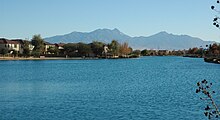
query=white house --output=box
[0,38,21,53]
[0,38,34,54]
[44,42,56,54]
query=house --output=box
[27,41,34,52]
[11,39,24,54]
[55,43,65,50]
[55,43,65,54]
[44,42,56,54]
[0,38,35,54]
[0,38,21,54]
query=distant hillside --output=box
[45,28,215,50]
[45,28,130,44]
[129,31,215,50]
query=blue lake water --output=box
[0,57,220,120]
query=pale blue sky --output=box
[1,0,220,42]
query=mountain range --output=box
[45,28,215,50]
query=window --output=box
[14,44,17,48]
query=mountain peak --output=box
[45,29,215,50]
[92,28,121,33]
[157,31,170,35]
[112,28,120,32]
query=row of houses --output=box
[0,38,64,54]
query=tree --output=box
[91,41,104,56]
[0,48,8,56]
[129,47,133,53]
[23,41,30,57]
[209,43,220,55]
[141,49,149,56]
[63,43,79,57]
[63,43,92,57]
[188,47,199,54]
[196,79,220,119]
[210,1,220,57]
[31,34,45,57]
[109,40,120,56]
[77,42,92,57]
[196,3,220,118]
[132,50,141,56]
[211,1,220,28]
[204,43,220,57]
[47,46,59,55]
[119,42,132,56]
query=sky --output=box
[1,0,220,42]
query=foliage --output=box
[0,48,9,55]
[77,42,92,57]
[132,50,141,56]
[119,42,132,56]
[109,40,120,56]
[63,42,92,57]
[63,40,135,58]
[63,43,79,57]
[186,43,220,58]
[23,41,30,57]
[47,46,59,55]
[196,79,220,119]
[90,41,104,56]
[31,50,42,57]
[31,34,45,57]
[196,2,220,118]
[141,49,149,56]
[187,47,203,55]
[211,1,220,28]
[208,43,220,55]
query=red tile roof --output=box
[6,40,19,44]
[0,38,7,44]
[11,39,24,44]
[55,43,65,47]
[0,38,20,44]
[44,42,54,45]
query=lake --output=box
[0,57,219,120]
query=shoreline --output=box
[0,56,190,61]
[1,56,219,63]
[0,57,99,61]
[0,55,140,61]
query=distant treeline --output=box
[185,43,220,58]
[0,35,139,58]
[1,34,219,59]
[62,40,136,58]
